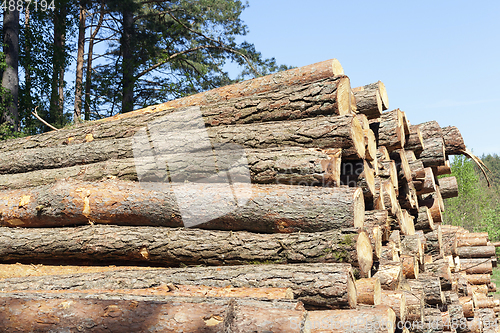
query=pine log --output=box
[392,148,413,183]
[397,208,416,236]
[439,176,459,199]
[401,254,419,279]
[0,179,365,232]
[0,293,308,333]
[474,294,496,309]
[370,109,405,151]
[0,263,358,309]
[340,160,376,201]
[424,227,444,258]
[418,121,446,167]
[424,259,453,291]
[469,284,489,295]
[372,178,387,211]
[466,274,492,286]
[0,147,344,190]
[356,277,382,305]
[364,128,378,161]
[414,167,437,195]
[456,237,489,248]
[373,261,402,291]
[433,160,452,176]
[413,206,434,231]
[366,81,389,110]
[477,308,497,333]
[409,308,444,333]
[455,246,496,259]
[1,107,366,160]
[442,126,466,155]
[356,113,369,130]
[398,178,419,210]
[403,287,424,323]
[0,225,372,272]
[352,84,383,119]
[460,296,475,318]
[405,125,425,155]
[419,193,443,223]
[458,259,493,275]
[381,291,406,323]
[453,273,469,297]
[408,159,426,181]
[377,146,390,161]
[401,235,423,265]
[152,58,345,107]
[307,305,396,333]
[379,160,399,190]
[407,273,445,305]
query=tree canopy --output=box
[0,0,290,138]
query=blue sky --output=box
[236,1,500,156]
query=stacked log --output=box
[0,58,497,332]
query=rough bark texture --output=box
[370,109,405,151]
[0,263,357,309]
[128,58,346,115]
[0,225,367,268]
[438,176,459,199]
[0,107,365,159]
[442,126,466,155]
[405,125,424,155]
[458,259,493,275]
[466,274,492,285]
[0,293,308,333]
[0,179,365,232]
[413,206,434,231]
[352,84,383,119]
[0,147,343,190]
[307,305,396,333]
[414,167,436,195]
[373,261,402,291]
[380,291,406,322]
[355,277,381,305]
[407,273,444,305]
[455,246,496,259]
[418,121,446,167]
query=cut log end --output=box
[331,58,344,76]
[353,188,366,229]
[337,77,352,116]
[357,230,374,278]
[378,81,389,110]
[351,114,366,159]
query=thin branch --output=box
[31,107,59,131]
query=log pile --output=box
[0,58,497,332]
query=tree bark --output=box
[0,263,358,309]
[466,274,491,286]
[49,2,67,127]
[405,125,424,155]
[414,167,436,195]
[418,121,446,167]
[438,176,459,199]
[73,2,86,122]
[413,206,434,231]
[401,254,419,279]
[373,261,402,291]
[407,273,444,305]
[0,224,370,269]
[458,258,493,274]
[424,259,452,291]
[0,179,365,232]
[442,126,466,155]
[381,291,406,323]
[0,107,366,160]
[1,6,20,131]
[307,305,396,333]
[370,109,405,151]
[455,246,496,259]
[0,146,341,188]
[355,277,381,305]
[127,58,346,116]
[0,293,307,333]
[352,84,383,119]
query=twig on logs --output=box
[31,106,59,131]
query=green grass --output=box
[491,268,500,295]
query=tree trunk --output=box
[49,2,67,127]
[355,277,381,305]
[307,305,396,333]
[442,126,466,155]
[405,125,424,154]
[135,58,346,113]
[352,83,383,119]
[413,206,434,231]
[438,176,459,199]
[0,107,366,160]
[0,293,307,332]
[407,273,444,305]
[424,259,452,291]
[73,2,86,122]
[0,263,358,309]
[0,179,365,232]
[418,121,446,167]
[380,290,406,323]
[457,258,493,275]
[370,109,405,151]
[373,261,402,291]
[0,224,371,269]
[122,6,135,112]
[466,274,491,286]
[455,246,496,259]
[1,6,20,131]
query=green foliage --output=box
[443,154,500,243]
